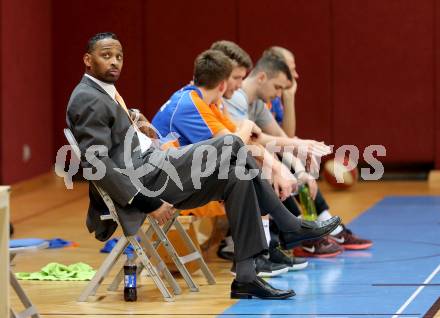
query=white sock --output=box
[318,210,343,235]
[262,219,271,246]
[221,236,234,253]
[317,210,332,221]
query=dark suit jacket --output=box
[66,76,162,241]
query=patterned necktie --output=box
[114,91,132,119]
[115,91,158,139]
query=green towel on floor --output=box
[15,262,96,281]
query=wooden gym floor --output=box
[8,172,440,317]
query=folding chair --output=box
[107,210,216,292]
[148,211,215,285]
[64,128,179,302]
[9,239,49,318]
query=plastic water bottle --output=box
[124,254,137,301]
[298,185,318,221]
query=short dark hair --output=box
[250,54,292,81]
[263,46,285,61]
[86,32,119,53]
[263,46,295,64]
[210,40,253,70]
[193,50,233,89]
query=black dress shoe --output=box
[280,216,341,250]
[253,276,293,293]
[231,278,296,299]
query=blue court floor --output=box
[219,196,440,318]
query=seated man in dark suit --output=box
[66,32,341,299]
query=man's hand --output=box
[129,109,158,139]
[294,137,332,157]
[250,121,262,139]
[272,164,298,201]
[283,78,298,100]
[297,172,318,200]
[150,202,175,225]
[237,119,262,142]
[240,119,260,133]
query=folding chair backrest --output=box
[63,128,81,162]
[63,128,117,223]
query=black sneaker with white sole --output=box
[230,255,289,278]
[217,239,234,261]
[269,245,308,271]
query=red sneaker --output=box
[293,237,343,258]
[329,225,373,250]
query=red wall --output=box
[1,0,440,183]
[436,0,440,169]
[238,0,333,143]
[333,0,435,164]
[143,0,238,119]
[52,0,146,158]
[0,0,52,184]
